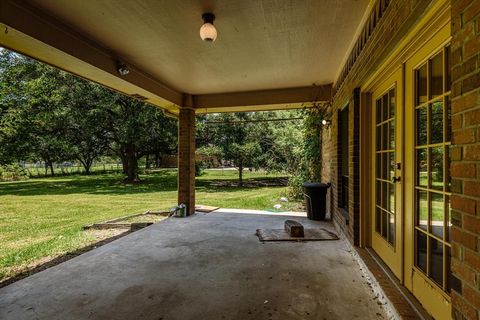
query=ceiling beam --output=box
[0,0,183,111]
[193,85,332,113]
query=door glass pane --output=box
[389,122,395,149]
[376,99,382,124]
[430,238,444,286]
[416,148,428,187]
[389,152,395,182]
[382,182,388,209]
[431,147,444,191]
[417,190,428,230]
[388,214,395,245]
[446,146,451,192]
[431,53,444,99]
[416,106,428,145]
[389,89,395,118]
[389,181,395,213]
[416,231,427,272]
[383,94,389,122]
[376,153,381,179]
[382,153,388,180]
[446,195,452,242]
[374,89,396,244]
[376,207,381,233]
[431,193,444,238]
[446,97,451,141]
[382,124,388,150]
[414,45,452,293]
[376,127,382,150]
[431,101,444,144]
[382,210,388,239]
[417,63,428,105]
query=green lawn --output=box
[0,169,298,281]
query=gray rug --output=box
[256,228,339,242]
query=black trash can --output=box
[303,182,331,221]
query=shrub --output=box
[195,160,204,177]
[0,164,29,182]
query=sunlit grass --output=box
[0,169,298,280]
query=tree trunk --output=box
[155,152,161,168]
[49,162,55,176]
[145,154,151,170]
[120,152,128,174]
[124,144,140,183]
[79,158,92,175]
[84,162,91,175]
[238,162,243,187]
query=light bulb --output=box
[200,22,217,42]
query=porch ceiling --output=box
[0,0,371,115]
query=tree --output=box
[0,50,41,165]
[0,48,178,181]
[196,112,299,186]
[104,94,177,183]
[63,78,111,174]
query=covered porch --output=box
[0,210,386,320]
[2,0,478,319]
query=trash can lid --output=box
[303,182,330,188]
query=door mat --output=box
[256,228,339,242]
[195,205,220,213]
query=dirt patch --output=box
[119,214,166,224]
[210,178,288,188]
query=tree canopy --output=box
[0,48,325,194]
[0,49,177,182]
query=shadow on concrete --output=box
[0,230,131,289]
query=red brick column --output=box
[451,1,480,318]
[178,101,196,215]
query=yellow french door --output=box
[371,68,403,280]
[404,22,452,320]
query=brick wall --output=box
[348,88,361,245]
[320,104,334,219]
[324,0,434,244]
[178,106,196,215]
[450,1,480,319]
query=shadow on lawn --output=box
[0,171,288,196]
[0,171,178,196]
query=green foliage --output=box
[286,107,326,199]
[195,160,204,177]
[0,48,177,181]
[301,107,325,181]
[0,164,28,182]
[197,145,222,168]
[196,111,304,185]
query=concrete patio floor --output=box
[0,210,387,320]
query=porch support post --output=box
[177,95,196,215]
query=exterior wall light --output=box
[322,119,331,128]
[200,13,217,42]
[117,63,130,76]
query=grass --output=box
[0,169,298,281]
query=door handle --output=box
[392,176,401,183]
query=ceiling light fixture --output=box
[200,12,217,42]
[322,119,331,128]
